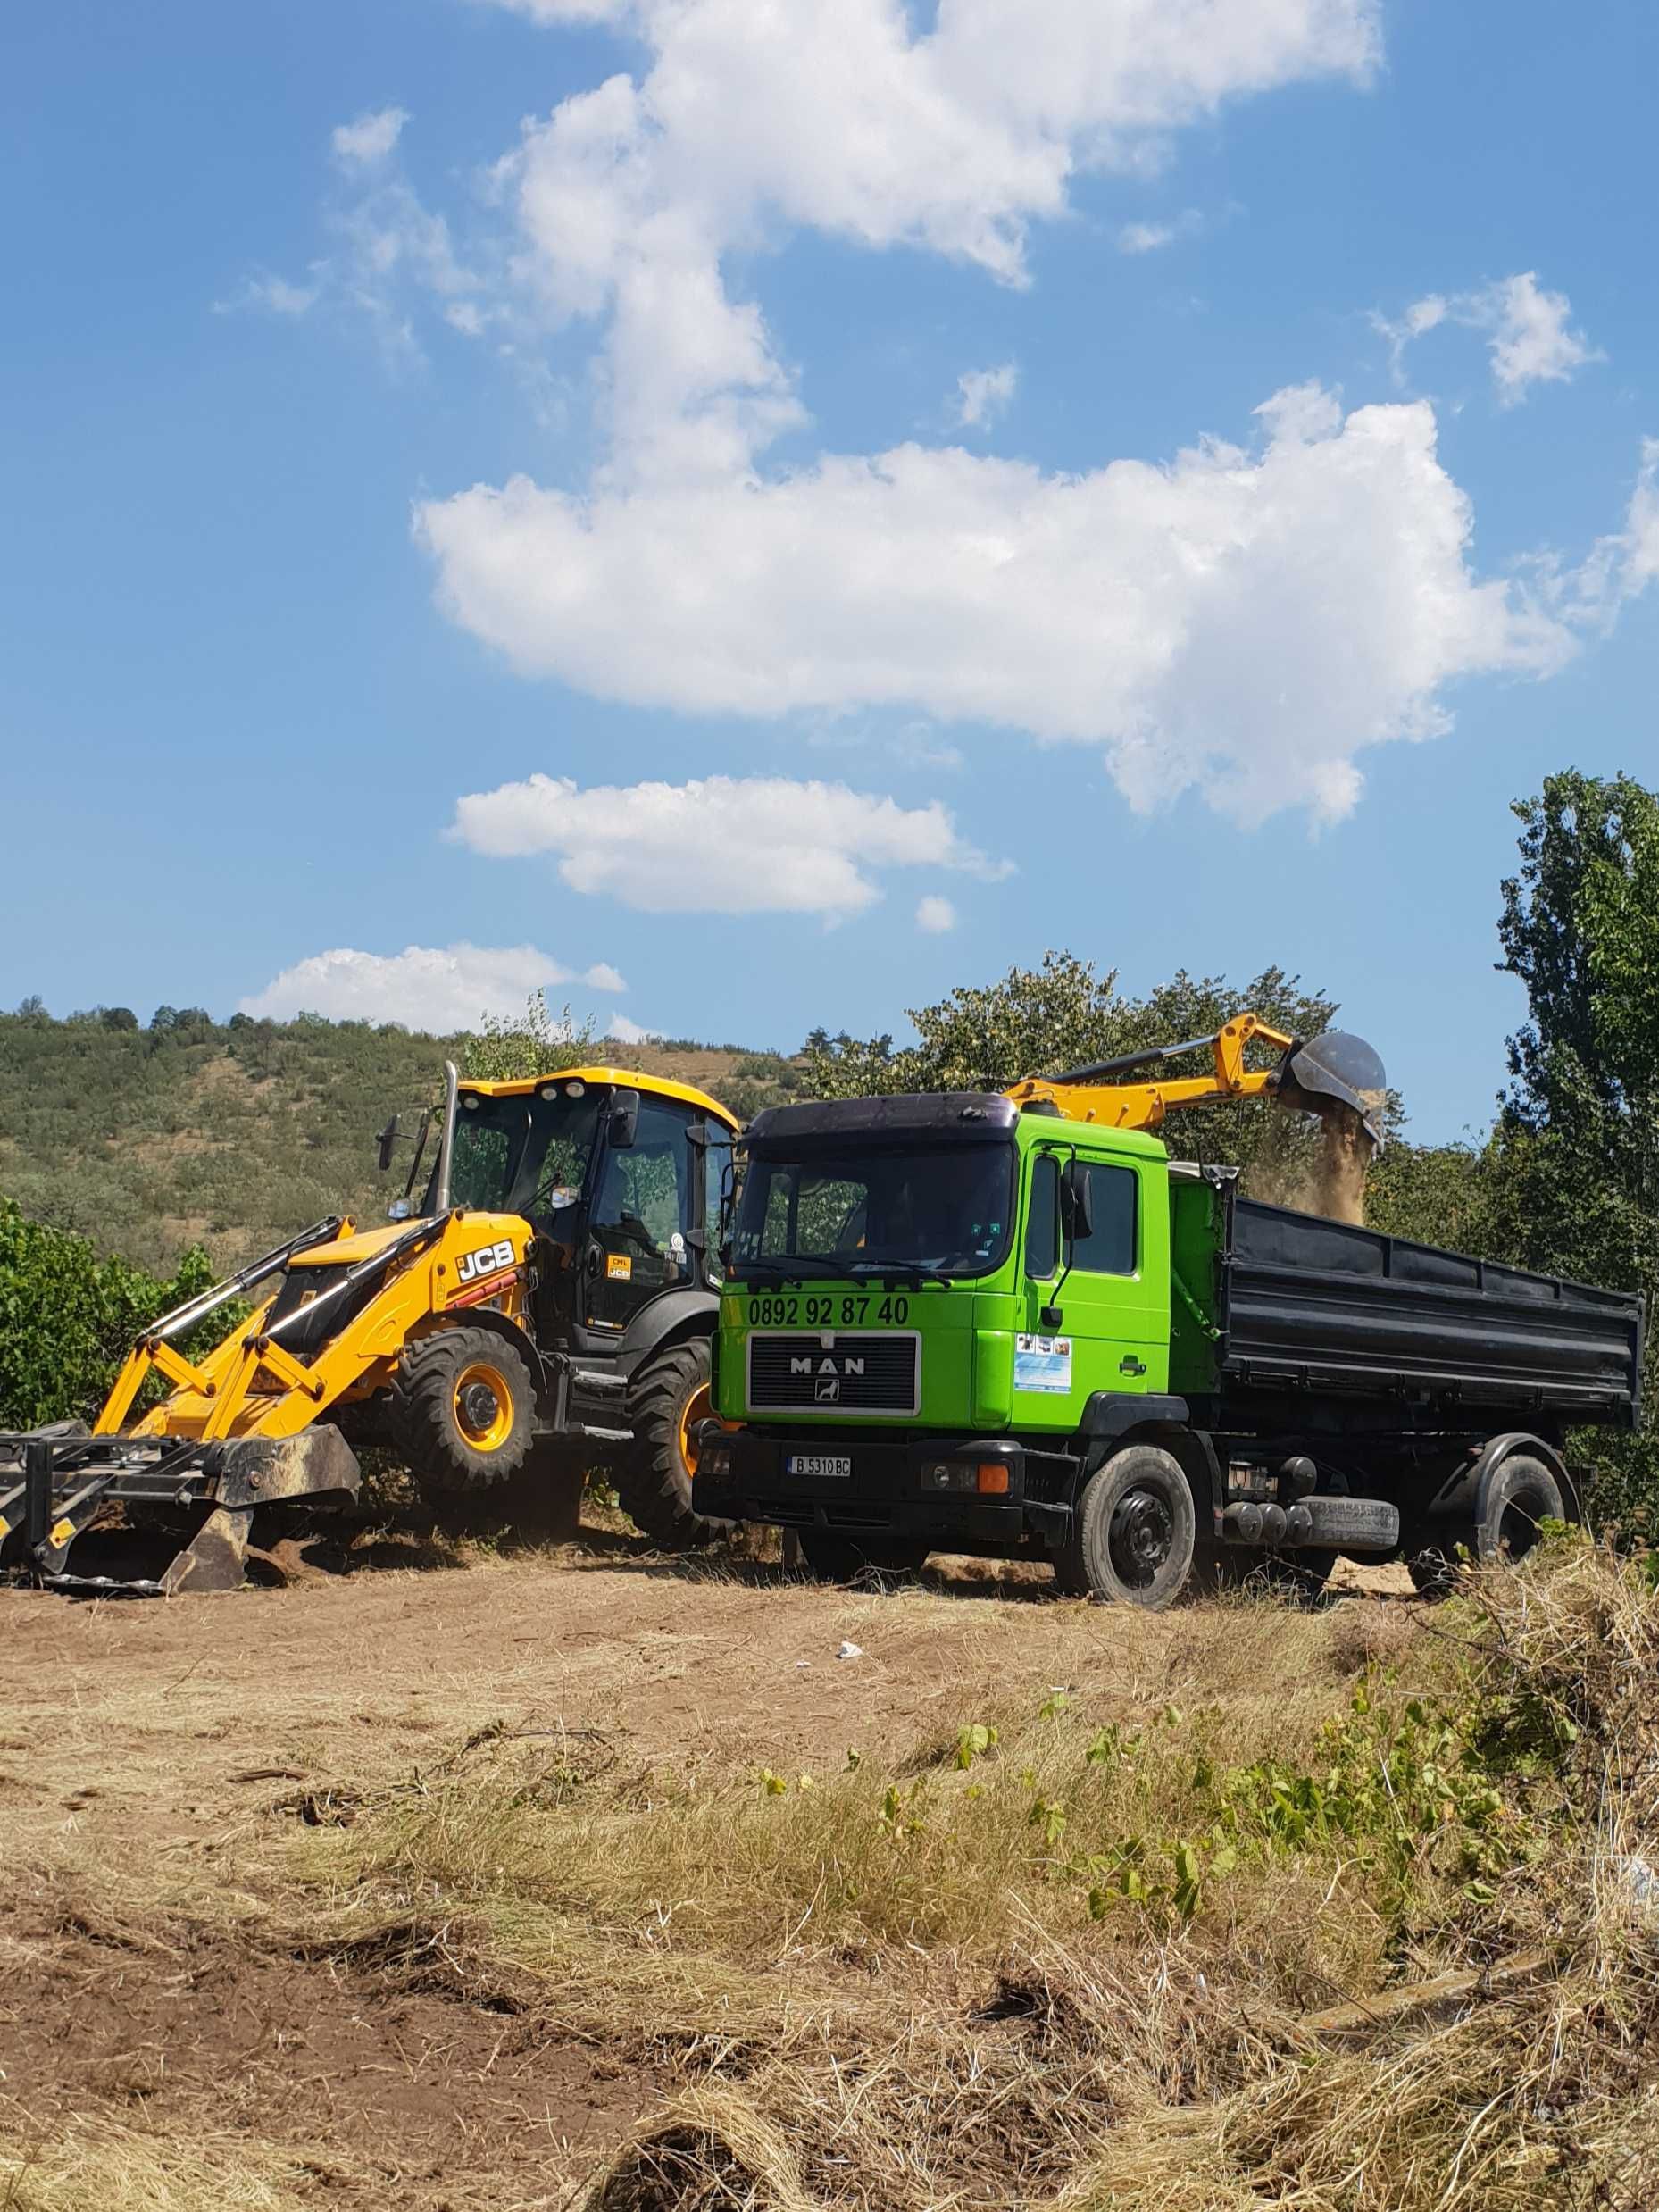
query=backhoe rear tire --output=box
[389,1325,537,1498]
[617,1337,729,1549]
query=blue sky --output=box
[4,0,1655,1141]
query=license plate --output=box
[786,1453,852,1479]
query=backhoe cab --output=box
[2,1063,738,1595]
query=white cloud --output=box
[471,0,629,18]
[332,106,409,168]
[421,384,1602,825]
[1117,209,1204,254]
[1374,271,1599,405]
[221,271,323,318]
[954,362,1018,430]
[238,942,626,1031]
[916,895,958,933]
[1483,271,1600,404]
[489,0,1379,476]
[222,116,487,365]
[603,1012,659,1045]
[448,772,1010,916]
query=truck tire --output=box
[1407,1453,1563,1597]
[389,1325,537,1498]
[1057,1445,1196,1610]
[617,1338,728,1549]
[796,1530,931,1582]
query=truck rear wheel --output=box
[389,1325,537,1498]
[617,1338,728,1549]
[1406,1453,1563,1596]
[1058,1446,1196,1609]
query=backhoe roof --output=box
[460,1064,738,1129]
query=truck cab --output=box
[696,1092,1190,1585]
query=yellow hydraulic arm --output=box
[1004,1011,1381,1135]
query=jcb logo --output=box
[456,1238,515,1284]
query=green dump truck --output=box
[692,1092,1644,1606]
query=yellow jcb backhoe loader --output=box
[1,1063,740,1595]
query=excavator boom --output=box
[1005,1013,1385,1140]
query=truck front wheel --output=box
[1058,1446,1196,1609]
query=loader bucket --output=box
[0,1425,361,1598]
[1276,1031,1388,1144]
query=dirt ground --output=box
[0,1540,1416,2207]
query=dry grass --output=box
[6,1547,1659,2209]
[296,1541,1659,2210]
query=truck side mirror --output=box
[376,1114,400,1173]
[1061,1159,1095,1240]
[609,1089,640,1149]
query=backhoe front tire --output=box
[389,1325,537,1499]
[617,1337,729,1549]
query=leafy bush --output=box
[0,1195,220,1428]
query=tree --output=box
[1489,769,1659,1522]
[461,990,596,1086]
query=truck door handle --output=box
[1119,1356,1147,1377]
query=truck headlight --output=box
[923,1460,1013,1494]
[701,1443,734,1479]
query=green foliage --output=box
[0,1195,223,1427]
[459,991,596,1087]
[1488,769,1659,1523]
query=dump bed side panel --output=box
[1220,1189,1643,1423]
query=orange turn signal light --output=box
[976,1463,1010,1495]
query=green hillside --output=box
[0,1006,802,1274]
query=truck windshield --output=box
[434,1089,604,1218]
[733,1142,1015,1278]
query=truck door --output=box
[583,1094,698,1331]
[1024,1147,1164,1404]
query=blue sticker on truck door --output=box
[1014,1334,1072,1394]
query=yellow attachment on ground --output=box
[1003,1012,1295,1131]
[466,1064,739,1131]
[98,1211,535,1446]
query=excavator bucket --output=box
[1276,1031,1388,1143]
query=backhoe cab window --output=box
[442,1089,604,1218]
[735,1143,1014,1277]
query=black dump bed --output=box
[1216,1183,1643,1424]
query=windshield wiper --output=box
[734,1257,852,1285]
[844,1261,952,1286]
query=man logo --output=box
[814,1374,841,1405]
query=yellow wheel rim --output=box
[679,1380,712,1474]
[454,1361,514,1452]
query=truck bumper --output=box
[692,1427,1062,1552]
